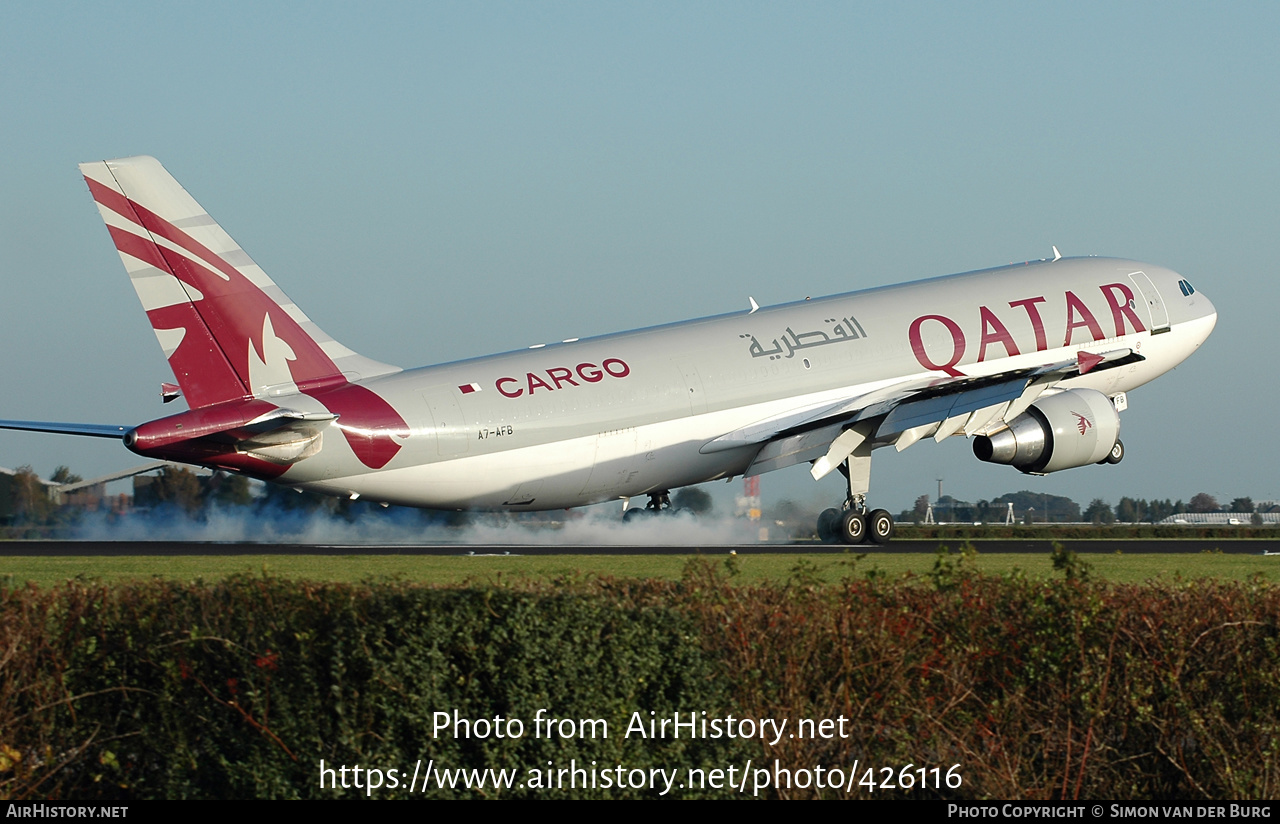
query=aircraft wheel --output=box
[816,508,840,543]
[838,510,867,545]
[867,509,895,544]
[1104,439,1124,465]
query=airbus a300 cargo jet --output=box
[1,157,1216,543]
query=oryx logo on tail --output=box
[80,157,409,469]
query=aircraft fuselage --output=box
[263,257,1214,510]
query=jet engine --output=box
[972,388,1120,474]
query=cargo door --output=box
[421,387,471,457]
[1127,271,1170,334]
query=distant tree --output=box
[10,466,52,524]
[1189,493,1219,514]
[1229,497,1255,514]
[673,487,713,515]
[999,490,1081,523]
[1252,512,1265,526]
[773,499,819,536]
[772,499,813,524]
[1084,498,1116,525]
[205,472,254,507]
[985,499,1012,524]
[912,495,930,523]
[50,465,83,485]
[936,495,977,522]
[147,466,205,515]
[1116,497,1147,523]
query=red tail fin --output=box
[80,156,398,408]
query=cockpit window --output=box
[1178,279,1196,296]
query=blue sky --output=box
[1,2,1275,514]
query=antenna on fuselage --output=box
[1052,245,1062,261]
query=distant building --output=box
[1,465,138,525]
[0,467,19,523]
[0,465,52,524]
[1156,512,1280,525]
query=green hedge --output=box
[0,576,744,799]
[3,558,1280,799]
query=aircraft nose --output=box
[1188,286,1217,344]
[1197,288,1217,328]
[1172,274,1216,332]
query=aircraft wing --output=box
[704,348,1142,479]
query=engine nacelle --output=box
[972,388,1120,474]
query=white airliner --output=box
[0,157,1216,543]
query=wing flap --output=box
[744,420,846,476]
[876,378,1026,438]
[699,377,935,454]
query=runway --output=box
[1,539,1278,556]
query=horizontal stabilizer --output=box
[0,420,131,439]
[53,462,183,492]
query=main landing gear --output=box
[816,464,895,545]
[817,499,895,545]
[623,491,672,522]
